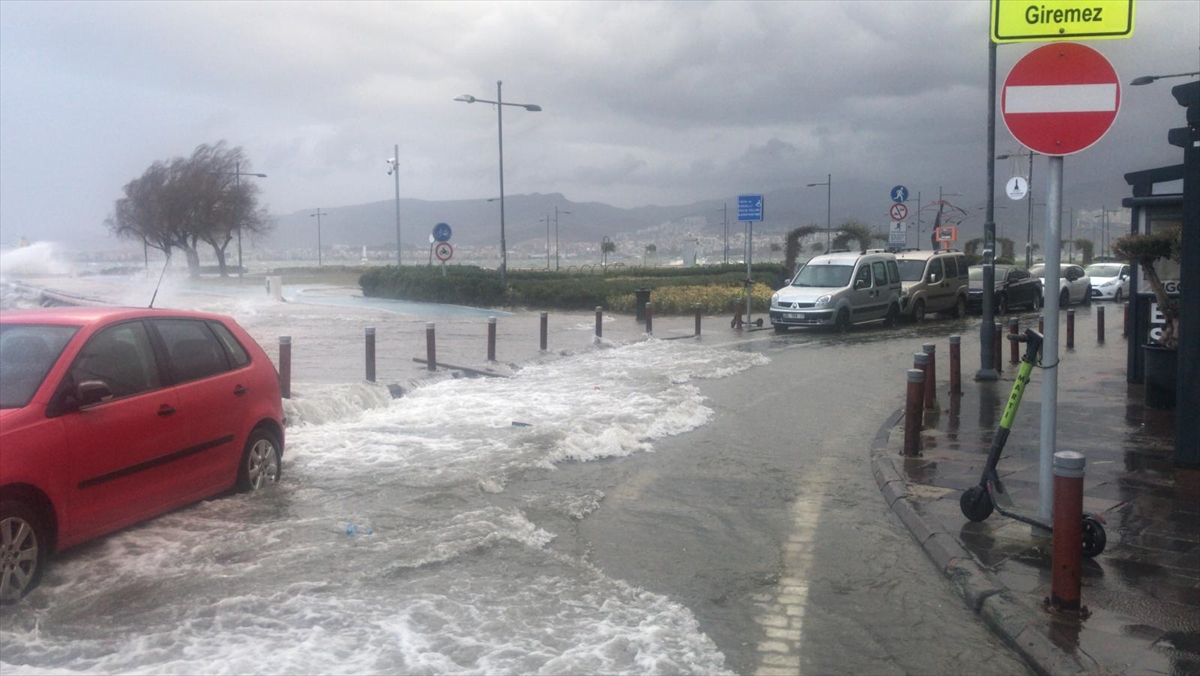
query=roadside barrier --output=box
[540,312,548,351]
[1067,310,1075,349]
[694,304,703,336]
[1009,317,1020,364]
[645,302,654,335]
[365,327,376,383]
[279,336,292,399]
[913,352,929,429]
[949,335,962,396]
[488,317,497,361]
[1051,451,1086,611]
[922,343,937,411]
[595,306,603,338]
[426,322,437,372]
[905,368,924,456]
[1097,306,1106,343]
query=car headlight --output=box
[1100,280,1117,288]
[814,294,832,308]
[771,292,779,304]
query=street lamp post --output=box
[807,174,832,251]
[997,150,1038,266]
[454,81,543,286]
[387,145,401,266]
[555,206,571,271]
[721,203,729,263]
[310,209,327,267]
[212,161,266,279]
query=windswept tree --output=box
[784,225,820,275]
[831,220,876,252]
[107,142,271,277]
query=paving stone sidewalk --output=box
[873,317,1199,675]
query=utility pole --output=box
[389,144,401,266]
[310,209,327,267]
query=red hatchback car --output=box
[0,307,285,603]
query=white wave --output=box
[283,382,396,426]
[0,242,74,277]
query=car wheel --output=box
[884,303,899,327]
[773,323,788,334]
[834,308,850,332]
[1083,286,1092,305]
[912,299,926,322]
[1114,289,1123,304]
[237,428,282,492]
[1059,288,1070,307]
[952,295,966,319]
[996,293,1008,315]
[0,501,47,605]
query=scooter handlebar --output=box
[1006,328,1044,360]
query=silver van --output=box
[770,250,902,332]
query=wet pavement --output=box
[874,303,1200,675]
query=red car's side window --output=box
[68,322,162,400]
[152,319,232,383]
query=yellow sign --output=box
[991,0,1135,43]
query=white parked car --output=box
[1084,263,1131,302]
[1029,263,1091,306]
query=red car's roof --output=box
[0,306,234,326]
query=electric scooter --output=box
[959,328,1107,557]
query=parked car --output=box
[1084,263,1131,302]
[966,264,1042,314]
[893,249,969,321]
[770,250,902,332]
[1029,264,1091,306]
[0,307,285,603]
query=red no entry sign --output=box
[1002,42,1120,156]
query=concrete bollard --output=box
[1097,305,1105,343]
[1123,302,1129,338]
[365,327,376,383]
[904,368,925,456]
[993,323,1003,374]
[540,312,548,351]
[1051,451,1086,611]
[949,335,962,396]
[487,316,497,361]
[694,304,703,336]
[922,343,937,410]
[425,322,436,372]
[1009,317,1020,364]
[278,336,291,399]
[645,302,654,335]
[595,306,603,339]
[1067,310,1075,349]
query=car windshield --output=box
[896,260,927,282]
[0,324,78,409]
[1086,264,1123,277]
[792,264,853,288]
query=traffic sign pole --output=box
[1036,155,1065,534]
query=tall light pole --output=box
[997,149,1038,266]
[542,213,552,270]
[807,174,831,251]
[310,209,327,267]
[454,81,543,286]
[387,146,401,266]
[555,206,571,271]
[212,161,266,279]
[718,203,729,263]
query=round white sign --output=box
[1006,176,1029,201]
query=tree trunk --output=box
[212,244,228,277]
[184,247,201,278]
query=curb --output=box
[870,410,1102,676]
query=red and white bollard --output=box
[1051,451,1086,611]
[904,368,924,456]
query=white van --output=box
[770,250,902,332]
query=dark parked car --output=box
[0,307,285,603]
[966,265,1042,314]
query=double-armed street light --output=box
[806,174,832,251]
[310,209,327,267]
[1130,71,1200,86]
[387,145,401,266]
[454,81,543,286]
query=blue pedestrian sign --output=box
[737,194,764,222]
[891,185,909,203]
[432,222,452,242]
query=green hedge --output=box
[359,263,788,313]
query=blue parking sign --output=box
[737,194,763,222]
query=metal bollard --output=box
[426,322,436,372]
[1051,451,1086,611]
[1097,305,1105,343]
[1067,310,1075,349]
[487,316,497,361]
[1009,317,1020,364]
[595,306,603,339]
[694,304,703,336]
[645,302,653,335]
[949,335,962,396]
[904,368,925,456]
[278,336,292,399]
[993,323,1003,374]
[1123,302,1129,338]
[365,327,376,383]
[540,312,548,351]
[922,343,937,410]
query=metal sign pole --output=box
[1038,155,1065,534]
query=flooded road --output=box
[1,276,1030,674]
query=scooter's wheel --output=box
[1082,514,1107,557]
[755,318,764,327]
[960,486,994,522]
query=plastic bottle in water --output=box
[344,522,373,537]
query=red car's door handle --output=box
[157,405,177,417]
[233,385,248,396]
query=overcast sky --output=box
[1,1,1197,250]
